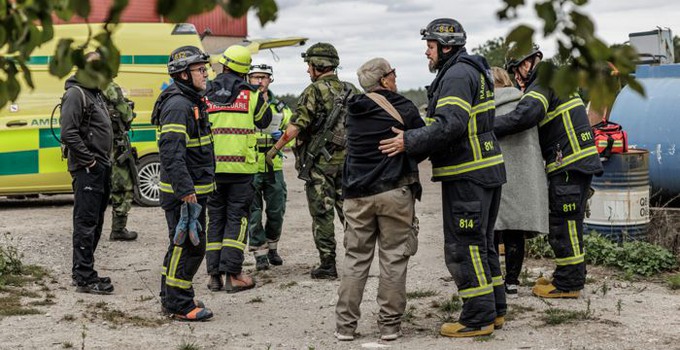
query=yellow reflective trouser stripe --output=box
[165,246,192,289]
[546,146,598,173]
[555,253,585,266]
[238,217,247,243]
[159,182,216,194]
[436,96,471,113]
[432,155,504,178]
[562,113,581,154]
[459,283,493,299]
[539,98,584,127]
[469,245,487,286]
[568,220,581,256]
[187,135,213,148]
[523,91,549,113]
[222,239,246,251]
[492,275,504,287]
[206,242,222,251]
[161,265,167,276]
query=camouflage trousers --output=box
[305,163,344,261]
[248,171,287,250]
[110,158,134,231]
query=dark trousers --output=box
[206,177,255,275]
[494,230,527,285]
[71,163,111,285]
[442,180,506,328]
[160,197,207,315]
[548,171,592,291]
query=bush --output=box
[526,232,678,277]
[0,240,24,282]
[584,233,678,277]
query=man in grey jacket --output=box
[60,52,114,294]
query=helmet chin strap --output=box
[434,44,457,72]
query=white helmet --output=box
[249,64,273,76]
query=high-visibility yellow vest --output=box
[255,99,292,172]
[207,89,267,174]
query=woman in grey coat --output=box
[492,67,549,295]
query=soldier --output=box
[204,45,272,293]
[267,42,360,279]
[247,64,293,271]
[380,19,507,337]
[494,43,603,299]
[103,81,139,241]
[153,45,215,321]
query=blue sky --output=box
[246,0,680,96]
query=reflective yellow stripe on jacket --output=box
[431,97,502,178]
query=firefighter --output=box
[247,64,293,271]
[204,45,272,293]
[494,43,603,299]
[154,45,215,321]
[379,18,506,337]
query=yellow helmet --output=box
[218,45,252,74]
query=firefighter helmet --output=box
[167,46,210,75]
[218,45,252,74]
[505,43,543,73]
[420,18,466,47]
[249,64,274,76]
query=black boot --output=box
[267,249,283,266]
[110,228,138,241]
[255,255,270,271]
[311,257,337,279]
[207,274,223,292]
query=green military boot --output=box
[310,257,337,279]
[110,215,138,241]
[255,255,270,271]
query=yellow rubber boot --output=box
[494,315,505,329]
[532,283,580,299]
[440,322,494,338]
[535,276,551,286]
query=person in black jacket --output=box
[61,51,114,295]
[494,43,603,299]
[380,18,506,337]
[153,46,215,321]
[334,58,424,342]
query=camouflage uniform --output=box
[103,82,138,240]
[291,75,359,264]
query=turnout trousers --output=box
[71,163,111,284]
[547,171,593,291]
[160,197,207,315]
[206,177,255,275]
[442,180,506,328]
[305,163,344,261]
[248,171,287,250]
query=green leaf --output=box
[0,25,6,48]
[255,0,279,26]
[106,0,129,23]
[19,61,35,90]
[49,39,75,78]
[505,25,535,54]
[535,1,557,35]
[71,0,91,19]
[570,10,594,39]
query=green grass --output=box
[279,281,297,289]
[61,341,74,349]
[177,341,201,350]
[406,289,440,300]
[542,300,593,325]
[0,295,41,316]
[247,296,263,303]
[474,334,495,342]
[401,305,417,323]
[667,274,680,290]
[87,302,168,327]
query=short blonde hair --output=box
[491,67,513,88]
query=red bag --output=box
[593,119,628,157]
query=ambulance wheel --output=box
[134,154,161,207]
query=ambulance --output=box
[0,23,305,206]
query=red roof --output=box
[52,0,246,37]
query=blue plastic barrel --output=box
[610,64,680,197]
[584,150,650,241]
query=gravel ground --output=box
[1,152,679,350]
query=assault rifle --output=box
[297,87,352,182]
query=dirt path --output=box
[1,152,679,350]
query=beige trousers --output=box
[335,186,418,335]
